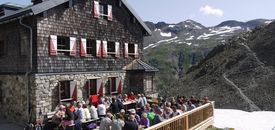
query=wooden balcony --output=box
[145,101,215,130]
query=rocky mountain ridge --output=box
[144,19,273,50]
[169,22,275,111]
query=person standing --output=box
[98,101,107,118]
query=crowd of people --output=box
[42,92,211,130]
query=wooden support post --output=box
[185,115,189,130]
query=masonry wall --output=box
[0,75,30,122]
[33,71,126,118]
[36,0,144,73]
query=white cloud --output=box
[199,5,224,17]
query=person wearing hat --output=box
[123,115,138,130]
[99,113,113,130]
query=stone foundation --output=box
[33,71,126,119]
[0,75,29,123]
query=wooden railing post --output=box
[185,115,189,130]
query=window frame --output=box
[145,75,154,92]
[128,44,135,57]
[108,77,117,94]
[99,3,108,20]
[107,41,116,57]
[57,36,70,55]
[87,79,97,97]
[86,39,97,56]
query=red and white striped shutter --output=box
[93,1,100,18]
[80,38,87,57]
[97,79,103,96]
[107,5,113,21]
[115,42,120,58]
[116,77,122,94]
[134,44,139,58]
[49,35,57,56]
[70,81,77,101]
[124,43,128,58]
[70,37,77,56]
[102,41,108,58]
[96,40,102,57]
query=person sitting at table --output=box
[141,94,147,105]
[123,115,138,130]
[122,94,128,102]
[144,103,152,113]
[137,94,145,110]
[139,112,150,128]
[99,113,113,130]
[128,92,136,101]
[111,114,125,130]
[43,105,66,130]
[61,105,74,130]
[83,103,91,121]
[129,109,140,124]
[75,102,86,130]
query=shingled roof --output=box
[124,59,159,72]
[0,0,151,35]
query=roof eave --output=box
[0,9,32,24]
[121,0,152,36]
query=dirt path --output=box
[223,73,261,111]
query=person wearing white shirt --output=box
[90,103,98,119]
[98,101,107,118]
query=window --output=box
[87,79,97,96]
[57,36,70,55]
[145,76,154,92]
[0,40,4,57]
[128,44,135,57]
[108,77,117,94]
[20,30,29,56]
[94,1,112,21]
[107,41,115,57]
[99,4,108,19]
[87,39,96,56]
[59,81,77,102]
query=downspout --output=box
[19,17,33,123]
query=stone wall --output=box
[33,71,126,118]
[0,75,29,123]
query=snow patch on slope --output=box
[197,26,242,39]
[160,32,172,37]
[144,37,178,50]
[214,109,275,130]
[168,25,175,28]
[265,20,273,25]
[186,36,194,40]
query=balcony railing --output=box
[145,101,215,130]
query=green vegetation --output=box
[144,42,211,96]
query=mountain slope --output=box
[143,19,272,97]
[170,21,275,111]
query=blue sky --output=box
[1,0,275,27]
